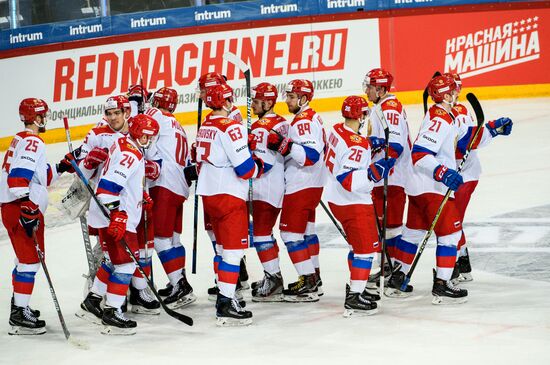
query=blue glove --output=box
[433,165,463,191]
[368,136,386,154]
[487,117,512,137]
[368,157,396,183]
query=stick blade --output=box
[167,308,194,326]
[466,93,485,126]
[223,52,249,73]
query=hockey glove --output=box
[248,134,258,151]
[267,131,292,157]
[83,147,109,170]
[56,146,82,174]
[183,164,198,186]
[369,136,386,154]
[252,155,265,178]
[142,192,154,216]
[108,210,128,241]
[368,157,396,183]
[487,117,513,137]
[434,165,463,191]
[145,160,161,181]
[19,197,40,237]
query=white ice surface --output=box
[1,98,549,364]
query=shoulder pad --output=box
[334,123,370,149]
[429,105,453,125]
[17,131,44,143]
[117,138,143,160]
[291,109,317,126]
[91,125,115,135]
[381,97,403,113]
[452,103,469,117]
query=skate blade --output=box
[130,306,161,315]
[343,307,379,318]
[251,293,285,303]
[431,295,468,305]
[75,310,103,325]
[8,325,46,335]
[283,293,319,303]
[317,287,324,297]
[384,287,412,298]
[101,325,137,335]
[216,317,253,327]
[458,273,473,282]
[166,293,197,310]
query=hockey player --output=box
[196,72,249,297]
[87,114,160,334]
[266,79,325,302]
[140,87,197,309]
[195,84,264,326]
[390,74,512,304]
[363,68,412,270]
[325,96,395,316]
[0,98,66,334]
[248,83,289,302]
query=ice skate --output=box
[163,274,197,309]
[101,306,137,335]
[239,256,250,290]
[8,306,46,335]
[343,287,378,318]
[76,292,104,325]
[283,274,319,302]
[208,285,219,301]
[432,278,468,305]
[252,271,284,302]
[457,249,473,282]
[216,294,253,327]
[158,282,173,297]
[11,296,40,318]
[130,286,161,315]
[384,270,413,298]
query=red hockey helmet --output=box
[252,82,278,103]
[128,114,160,143]
[341,96,370,120]
[444,72,462,93]
[428,74,458,103]
[205,84,234,109]
[363,68,394,91]
[152,87,178,112]
[128,84,149,98]
[19,98,49,123]
[198,72,227,90]
[284,79,314,101]
[105,95,131,112]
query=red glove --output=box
[252,155,265,179]
[108,210,128,241]
[190,142,197,163]
[145,160,160,180]
[248,134,257,151]
[142,191,154,216]
[19,197,40,238]
[267,132,292,156]
[83,147,109,170]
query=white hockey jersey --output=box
[0,130,58,213]
[88,136,145,232]
[251,113,288,208]
[145,107,190,198]
[452,103,484,183]
[369,95,413,188]
[407,104,493,197]
[79,124,124,182]
[324,123,374,206]
[196,114,260,200]
[284,107,326,195]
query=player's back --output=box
[285,108,326,194]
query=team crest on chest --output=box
[349,135,362,144]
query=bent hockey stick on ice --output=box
[63,116,98,285]
[401,93,485,291]
[32,232,89,349]
[69,158,194,326]
[223,51,255,247]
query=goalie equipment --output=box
[60,176,92,219]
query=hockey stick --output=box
[32,232,88,349]
[69,158,193,326]
[423,71,441,114]
[372,105,393,295]
[63,117,97,285]
[192,97,203,274]
[401,93,484,290]
[223,51,254,247]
